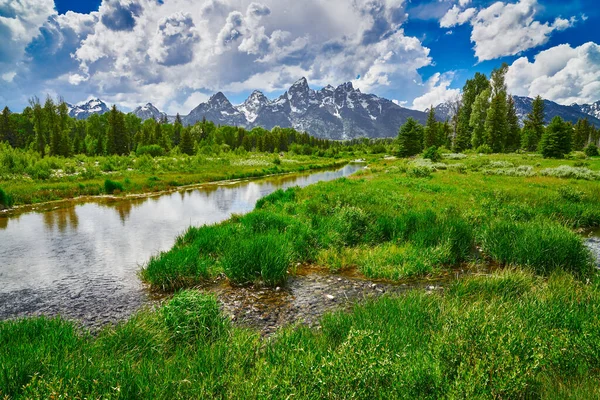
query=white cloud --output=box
[470,0,574,61]
[440,5,476,28]
[506,42,600,105]
[2,71,17,82]
[458,0,471,6]
[411,72,461,111]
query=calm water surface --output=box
[0,164,363,325]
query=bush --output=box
[585,143,599,157]
[221,233,291,286]
[0,187,13,208]
[136,145,165,157]
[480,220,594,278]
[161,291,229,344]
[407,165,432,178]
[422,146,441,162]
[476,144,493,154]
[272,156,281,165]
[104,179,124,194]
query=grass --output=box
[0,144,350,207]
[4,152,600,397]
[141,154,598,287]
[3,270,600,398]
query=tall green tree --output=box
[539,116,572,158]
[0,107,15,147]
[179,127,195,155]
[173,113,183,146]
[469,88,490,149]
[423,107,439,149]
[521,96,545,151]
[505,96,521,152]
[106,105,127,155]
[484,64,509,153]
[396,118,424,157]
[30,98,46,156]
[573,119,593,151]
[454,73,490,151]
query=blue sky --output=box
[1,0,599,114]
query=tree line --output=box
[0,97,372,158]
[397,64,600,158]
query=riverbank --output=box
[0,152,350,208]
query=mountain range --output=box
[66,78,600,139]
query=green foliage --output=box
[455,72,491,152]
[423,107,439,149]
[585,143,599,157]
[396,118,424,157]
[573,119,594,151]
[540,116,572,158]
[161,291,229,344]
[522,95,545,151]
[484,63,509,153]
[256,187,297,209]
[104,179,124,194]
[422,146,442,162]
[469,88,490,149]
[0,186,13,207]
[480,220,594,278]
[136,144,165,157]
[221,233,291,286]
[475,144,493,154]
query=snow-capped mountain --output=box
[184,78,428,139]
[183,92,247,127]
[571,101,600,120]
[68,98,110,120]
[133,103,167,121]
[433,96,600,128]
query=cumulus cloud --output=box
[0,0,55,69]
[440,0,576,62]
[1,0,439,112]
[411,72,461,111]
[148,12,199,66]
[506,42,600,105]
[440,5,475,28]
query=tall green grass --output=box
[4,271,600,398]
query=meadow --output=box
[2,150,600,398]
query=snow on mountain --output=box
[68,98,110,120]
[133,103,167,121]
[182,78,427,139]
[571,101,600,121]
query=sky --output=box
[0,0,598,114]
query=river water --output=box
[0,164,364,327]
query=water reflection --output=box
[0,164,362,297]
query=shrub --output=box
[0,187,13,208]
[370,144,387,154]
[104,179,124,194]
[407,165,432,178]
[476,144,493,154]
[479,220,594,278]
[136,145,165,157]
[585,143,599,157]
[221,233,291,286]
[272,156,282,165]
[161,291,229,344]
[422,146,442,162]
[540,165,600,180]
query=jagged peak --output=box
[209,92,231,105]
[290,77,309,89]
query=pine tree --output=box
[469,88,490,149]
[30,98,46,156]
[438,121,451,149]
[106,105,127,155]
[423,107,438,149]
[521,96,545,151]
[505,96,521,152]
[454,73,490,151]
[484,64,509,153]
[539,116,572,158]
[573,119,593,151]
[0,106,15,147]
[396,118,424,157]
[173,113,183,146]
[180,127,195,155]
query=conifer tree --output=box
[469,88,490,149]
[484,64,509,153]
[180,127,195,155]
[539,116,572,158]
[396,118,424,157]
[573,119,593,151]
[423,107,438,149]
[0,107,15,147]
[505,96,521,152]
[173,113,183,146]
[454,73,490,151]
[106,105,127,155]
[521,96,545,151]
